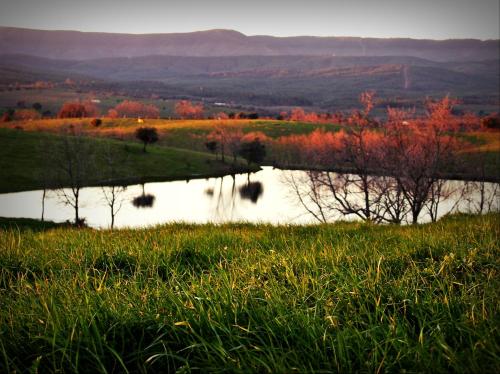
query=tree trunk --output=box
[412,208,418,224]
[75,190,80,225]
[41,188,46,222]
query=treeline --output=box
[273,93,499,224]
[0,98,266,122]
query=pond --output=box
[0,167,497,228]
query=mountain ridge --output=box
[1,26,498,61]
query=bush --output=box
[91,118,102,127]
[482,115,500,130]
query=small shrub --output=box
[91,118,102,127]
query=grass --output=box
[1,119,499,193]
[0,217,69,231]
[1,117,339,157]
[0,213,498,373]
[0,128,254,193]
[0,117,340,138]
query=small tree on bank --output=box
[100,145,128,229]
[135,127,159,152]
[205,140,218,157]
[238,138,266,166]
[50,128,96,225]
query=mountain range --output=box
[0,27,498,110]
[1,27,498,61]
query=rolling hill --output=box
[0,26,498,61]
[0,27,498,110]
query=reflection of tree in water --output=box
[205,174,265,221]
[132,184,156,208]
[207,175,237,218]
[239,181,264,203]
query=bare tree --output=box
[100,145,128,229]
[463,181,500,214]
[384,100,459,224]
[51,127,96,225]
[284,170,334,223]
[376,176,409,224]
[37,138,54,222]
[425,179,454,222]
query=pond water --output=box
[0,167,497,228]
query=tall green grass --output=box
[0,214,499,372]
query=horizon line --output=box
[1,25,498,42]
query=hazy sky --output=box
[0,0,498,39]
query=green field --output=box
[0,128,254,193]
[1,118,499,194]
[0,213,498,372]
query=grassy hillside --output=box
[3,118,499,183]
[0,213,498,372]
[0,128,253,193]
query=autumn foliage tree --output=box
[383,98,461,223]
[175,100,204,119]
[58,102,98,119]
[283,92,469,224]
[13,109,41,121]
[110,101,159,119]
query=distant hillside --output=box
[0,53,498,109]
[1,54,497,81]
[0,27,498,61]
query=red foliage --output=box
[276,129,347,165]
[288,108,322,123]
[175,100,204,119]
[107,109,119,119]
[1,112,11,122]
[215,112,229,120]
[14,109,41,121]
[241,131,269,143]
[290,108,306,121]
[58,102,99,118]
[111,100,159,119]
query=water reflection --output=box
[0,167,497,229]
[131,184,156,208]
[239,181,264,203]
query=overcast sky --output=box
[0,0,498,39]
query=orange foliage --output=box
[175,100,204,119]
[276,129,347,165]
[58,101,99,119]
[13,109,41,121]
[216,112,229,120]
[107,109,119,119]
[290,108,306,121]
[111,100,159,119]
[288,108,323,123]
[241,131,269,143]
